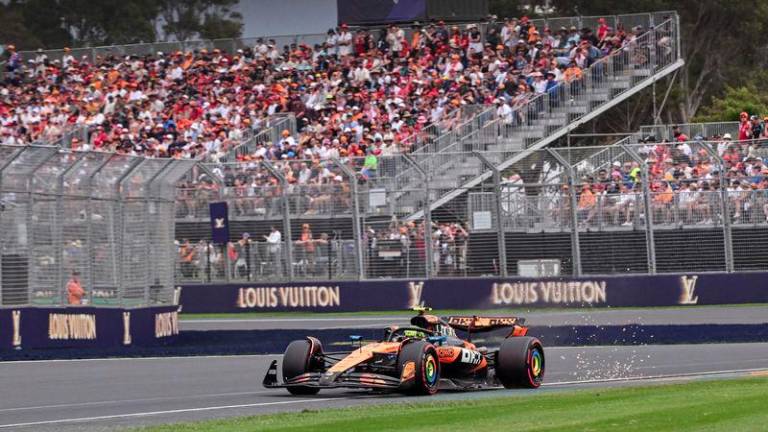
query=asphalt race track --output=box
[180,306,768,331]
[1,343,767,431]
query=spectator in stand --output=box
[66,271,85,305]
[264,226,283,275]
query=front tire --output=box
[397,341,440,395]
[282,338,323,395]
[496,337,545,389]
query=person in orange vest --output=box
[67,271,85,305]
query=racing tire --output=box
[397,341,440,395]
[496,337,545,389]
[282,339,323,395]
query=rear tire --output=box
[397,341,440,395]
[282,339,323,395]
[496,337,545,389]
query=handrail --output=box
[17,11,678,65]
[397,19,670,192]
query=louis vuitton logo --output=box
[12,310,21,347]
[123,312,132,346]
[679,275,699,305]
[407,281,424,309]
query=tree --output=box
[158,0,243,42]
[694,84,768,123]
[0,2,44,50]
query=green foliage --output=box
[694,85,768,122]
[1,0,243,49]
[158,0,242,42]
[0,3,43,50]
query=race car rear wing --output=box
[445,316,527,334]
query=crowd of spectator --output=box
[3,16,649,166]
[176,218,470,281]
[569,117,768,227]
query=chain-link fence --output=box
[177,137,768,281]
[0,145,194,307]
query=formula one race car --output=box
[263,308,544,395]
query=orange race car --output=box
[263,307,544,395]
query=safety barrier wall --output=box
[0,305,180,351]
[178,271,768,313]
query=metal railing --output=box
[18,11,677,64]
[177,134,768,282]
[403,15,680,217]
[0,144,195,307]
[176,136,768,281]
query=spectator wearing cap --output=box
[337,24,354,57]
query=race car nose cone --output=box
[319,371,337,386]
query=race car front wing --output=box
[263,360,403,390]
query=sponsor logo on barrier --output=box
[48,314,97,340]
[122,312,132,345]
[173,287,183,307]
[214,218,226,229]
[155,311,180,338]
[92,289,118,299]
[679,276,699,305]
[407,281,425,308]
[236,286,341,309]
[491,281,607,305]
[12,310,22,347]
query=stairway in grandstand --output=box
[395,13,685,219]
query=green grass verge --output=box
[136,376,768,432]
[180,303,768,320]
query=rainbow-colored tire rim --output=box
[530,348,543,377]
[424,354,438,386]
[528,346,544,386]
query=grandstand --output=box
[19,10,768,288]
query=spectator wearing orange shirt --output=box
[66,271,85,305]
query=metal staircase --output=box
[397,13,684,219]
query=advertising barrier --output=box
[179,273,768,313]
[0,306,180,351]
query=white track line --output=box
[0,354,273,365]
[0,390,274,413]
[542,367,768,387]
[2,368,765,429]
[0,398,345,429]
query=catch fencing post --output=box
[115,159,145,306]
[78,153,105,305]
[621,143,657,274]
[701,142,734,272]
[332,157,365,279]
[0,148,27,305]
[403,155,432,278]
[548,149,581,276]
[473,152,508,277]
[263,160,294,280]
